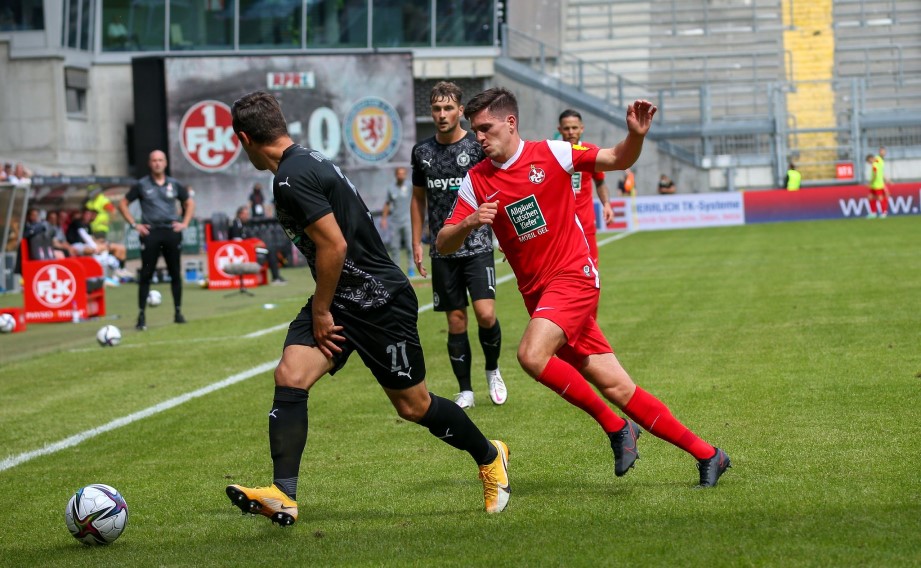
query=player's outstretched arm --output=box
[594,100,657,173]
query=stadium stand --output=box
[501,0,921,188]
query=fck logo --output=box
[215,243,250,277]
[33,264,77,307]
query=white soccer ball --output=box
[147,289,162,307]
[96,325,122,347]
[64,484,129,545]
[0,313,15,333]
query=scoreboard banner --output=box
[163,54,415,217]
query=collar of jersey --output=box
[492,139,525,170]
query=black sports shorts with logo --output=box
[430,251,497,312]
[284,284,426,390]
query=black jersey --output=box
[411,132,492,259]
[273,144,408,311]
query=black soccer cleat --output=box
[696,447,731,488]
[174,311,187,324]
[135,311,146,331]
[609,420,641,477]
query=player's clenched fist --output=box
[468,201,498,227]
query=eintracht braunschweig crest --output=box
[344,97,401,163]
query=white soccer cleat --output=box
[454,390,475,409]
[486,368,507,405]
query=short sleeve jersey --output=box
[411,131,492,258]
[385,181,413,228]
[273,144,408,311]
[571,141,605,235]
[447,139,600,297]
[124,175,190,227]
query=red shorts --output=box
[869,189,886,198]
[522,277,613,367]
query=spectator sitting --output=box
[658,174,676,195]
[2,163,13,183]
[84,186,128,265]
[229,205,286,285]
[46,210,75,257]
[65,208,127,283]
[22,208,59,260]
[12,162,32,182]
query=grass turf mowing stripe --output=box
[0,246,566,473]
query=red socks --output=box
[537,357,626,433]
[623,386,714,460]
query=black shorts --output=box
[431,252,497,312]
[283,285,426,390]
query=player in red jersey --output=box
[557,109,613,264]
[436,88,731,487]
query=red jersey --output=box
[447,139,600,296]
[571,141,605,235]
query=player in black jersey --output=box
[411,81,507,409]
[224,91,510,525]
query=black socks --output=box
[417,393,497,466]
[478,320,502,371]
[269,386,309,501]
[447,333,473,392]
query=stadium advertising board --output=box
[605,193,745,231]
[163,54,414,217]
[743,183,921,223]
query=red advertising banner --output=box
[743,183,921,223]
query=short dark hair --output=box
[865,153,876,161]
[559,109,582,122]
[464,87,519,122]
[232,91,288,145]
[430,81,464,106]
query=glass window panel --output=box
[239,0,303,49]
[66,0,79,48]
[169,0,234,50]
[0,0,45,31]
[435,0,493,47]
[102,0,166,52]
[80,0,93,50]
[306,0,367,48]
[372,0,430,48]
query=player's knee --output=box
[274,361,309,389]
[516,343,547,378]
[393,399,427,422]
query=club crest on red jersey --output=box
[528,165,545,184]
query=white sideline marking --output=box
[2,237,629,473]
[0,361,277,473]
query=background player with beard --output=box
[410,81,507,409]
[437,88,731,488]
[557,109,613,265]
[224,91,511,525]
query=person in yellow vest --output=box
[85,185,129,273]
[865,153,891,218]
[784,162,801,191]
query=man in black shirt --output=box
[411,81,506,409]
[224,91,510,526]
[118,150,195,330]
[229,205,285,284]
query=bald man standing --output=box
[118,150,196,330]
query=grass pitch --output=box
[1,217,919,566]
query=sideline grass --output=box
[1,217,920,566]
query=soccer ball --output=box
[0,313,15,333]
[147,289,162,307]
[64,484,129,545]
[96,325,122,347]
